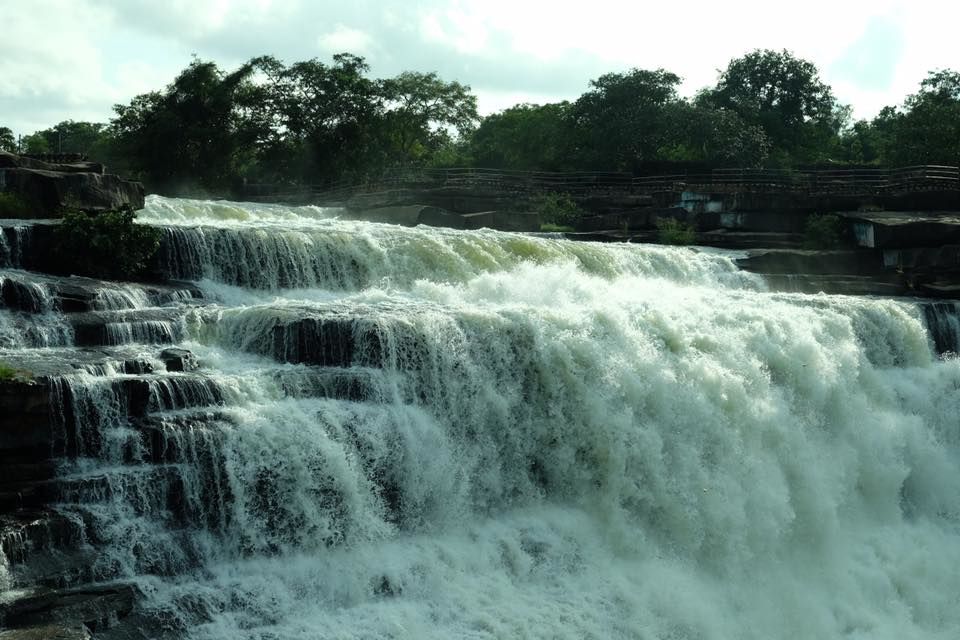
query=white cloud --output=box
[317,25,374,55]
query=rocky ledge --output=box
[0,153,144,218]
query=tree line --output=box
[1,49,958,194]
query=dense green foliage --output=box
[107,55,479,193]
[529,192,585,228]
[655,218,697,245]
[6,50,959,193]
[470,103,573,171]
[56,208,161,279]
[698,49,846,164]
[803,214,845,249]
[0,127,15,153]
[0,192,31,218]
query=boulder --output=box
[1,168,144,218]
[160,347,198,372]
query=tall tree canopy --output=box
[701,49,844,162]
[468,103,573,171]
[875,70,960,166]
[569,68,683,171]
[112,59,256,192]
[107,54,478,191]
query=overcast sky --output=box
[2,0,958,137]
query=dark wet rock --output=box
[0,151,143,218]
[0,278,50,313]
[134,410,233,465]
[920,301,960,355]
[69,309,183,347]
[736,249,882,276]
[91,612,183,640]
[274,368,378,402]
[346,204,440,226]
[0,461,57,485]
[14,549,99,591]
[121,359,154,375]
[0,271,202,313]
[0,583,138,630]
[267,317,382,367]
[761,274,909,297]
[462,210,540,232]
[417,206,467,229]
[0,152,102,175]
[0,624,92,640]
[0,481,60,512]
[839,211,960,249]
[0,380,53,463]
[1,510,86,565]
[159,348,197,372]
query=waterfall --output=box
[1,195,958,639]
[0,226,30,269]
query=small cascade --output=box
[0,273,55,313]
[922,301,960,355]
[0,225,31,269]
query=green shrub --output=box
[530,192,585,228]
[655,217,697,245]
[56,207,161,280]
[0,192,31,218]
[803,214,844,249]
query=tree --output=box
[111,58,257,191]
[267,53,384,183]
[23,121,108,155]
[665,103,771,167]
[837,119,885,164]
[21,133,50,154]
[468,102,573,171]
[569,68,683,171]
[702,49,843,162]
[0,127,15,153]
[379,71,479,163]
[872,70,960,166]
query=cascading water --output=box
[2,194,959,639]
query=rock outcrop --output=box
[0,153,144,218]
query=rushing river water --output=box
[2,195,960,639]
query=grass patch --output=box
[655,217,697,245]
[0,362,30,382]
[540,223,575,233]
[0,192,32,218]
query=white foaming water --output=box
[141,195,765,291]
[3,197,959,639]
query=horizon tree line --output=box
[1,49,958,195]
